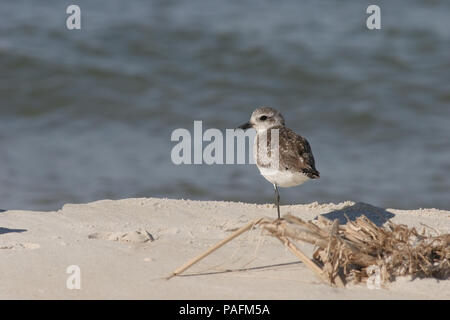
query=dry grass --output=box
[169,213,450,287]
[266,214,450,286]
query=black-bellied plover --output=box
[237,107,320,219]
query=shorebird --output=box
[237,107,320,219]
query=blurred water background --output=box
[1,0,449,211]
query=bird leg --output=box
[273,184,281,220]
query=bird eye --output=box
[259,116,267,121]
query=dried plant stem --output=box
[263,223,328,248]
[275,235,339,286]
[167,218,263,279]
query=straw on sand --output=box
[168,213,450,287]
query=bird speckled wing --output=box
[256,126,320,179]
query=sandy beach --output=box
[0,198,449,299]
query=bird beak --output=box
[235,122,252,131]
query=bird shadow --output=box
[320,202,395,227]
[0,227,27,235]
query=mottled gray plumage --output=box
[255,125,320,179]
[237,106,319,219]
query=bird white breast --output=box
[257,167,310,188]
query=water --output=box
[1,0,449,211]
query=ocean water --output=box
[1,0,449,211]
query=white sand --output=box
[0,198,449,299]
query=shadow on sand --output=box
[321,202,395,227]
[176,261,302,277]
[0,227,27,235]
